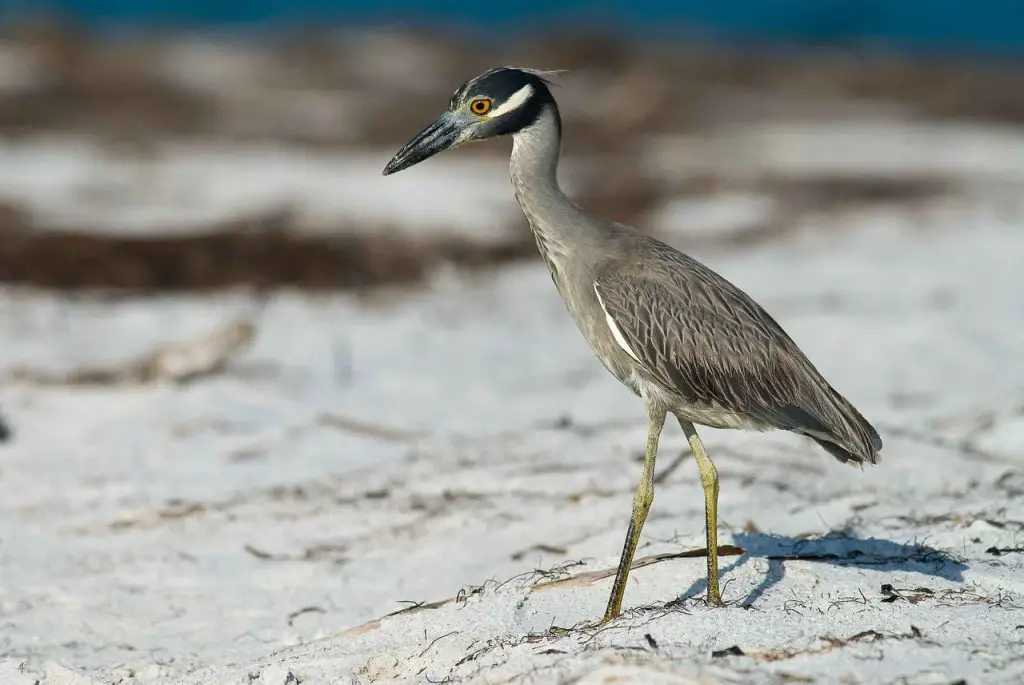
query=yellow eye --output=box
[469,98,492,115]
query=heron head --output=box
[382,67,560,176]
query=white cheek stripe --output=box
[488,84,534,118]
[594,284,641,363]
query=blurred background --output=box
[0,1,1022,295]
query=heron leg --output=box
[601,405,666,624]
[680,420,724,606]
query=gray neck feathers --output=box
[509,105,594,275]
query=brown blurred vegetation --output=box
[0,21,1019,293]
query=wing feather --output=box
[593,244,881,464]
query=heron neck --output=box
[510,105,592,271]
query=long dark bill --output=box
[382,113,462,176]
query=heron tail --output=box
[777,389,883,466]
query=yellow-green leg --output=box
[680,420,723,606]
[601,406,666,624]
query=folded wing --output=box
[593,252,881,465]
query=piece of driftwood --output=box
[5,318,256,386]
[317,413,428,442]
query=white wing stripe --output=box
[594,284,641,363]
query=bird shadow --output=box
[678,528,967,606]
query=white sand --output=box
[0,58,1022,680]
[1,195,1022,682]
[0,136,519,241]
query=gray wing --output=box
[593,246,882,464]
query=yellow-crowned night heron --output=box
[383,67,882,624]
